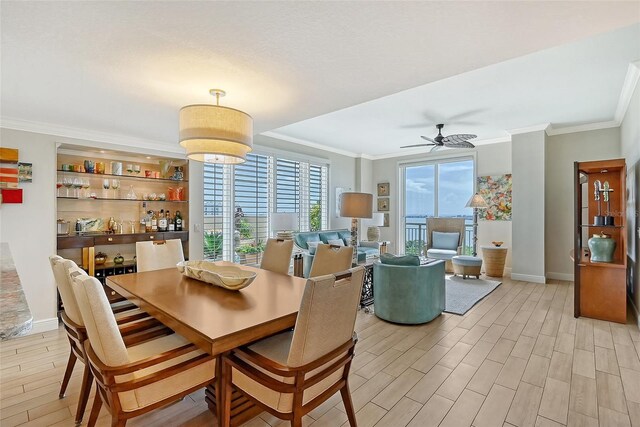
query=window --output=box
[401,157,474,255]
[203,152,329,264]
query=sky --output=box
[405,159,473,219]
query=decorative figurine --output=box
[593,180,604,226]
[602,181,615,226]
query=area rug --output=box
[445,276,501,315]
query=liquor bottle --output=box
[151,210,158,232]
[158,209,167,232]
[145,210,152,232]
[175,210,183,231]
[167,210,175,232]
[139,202,147,233]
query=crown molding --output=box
[507,123,551,135]
[0,117,183,155]
[546,120,620,136]
[260,131,370,159]
[614,60,640,123]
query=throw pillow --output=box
[338,230,352,246]
[327,239,345,247]
[380,253,420,266]
[432,231,460,251]
[307,241,320,255]
[319,232,340,243]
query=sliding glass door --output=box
[401,157,474,255]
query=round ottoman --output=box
[452,256,482,279]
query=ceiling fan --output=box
[401,124,477,152]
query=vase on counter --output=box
[588,232,616,263]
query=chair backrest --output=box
[308,244,354,277]
[136,239,185,272]
[260,239,294,275]
[287,266,365,367]
[49,255,85,326]
[426,217,465,250]
[70,274,130,367]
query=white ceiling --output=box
[273,23,640,157]
[1,2,639,155]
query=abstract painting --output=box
[477,174,512,221]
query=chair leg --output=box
[74,363,93,425]
[340,383,357,427]
[291,414,303,427]
[111,419,126,427]
[87,393,102,427]
[59,352,77,398]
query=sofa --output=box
[373,255,446,324]
[293,229,382,278]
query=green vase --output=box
[588,234,616,263]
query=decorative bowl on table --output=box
[176,261,256,291]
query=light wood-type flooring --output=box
[1,278,639,427]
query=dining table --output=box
[106,261,308,426]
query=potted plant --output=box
[236,242,265,265]
[204,231,223,260]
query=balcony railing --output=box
[405,222,474,256]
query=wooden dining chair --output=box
[308,244,354,277]
[260,238,294,275]
[135,239,184,272]
[70,273,217,427]
[222,266,366,427]
[49,255,170,426]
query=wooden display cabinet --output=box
[574,159,627,323]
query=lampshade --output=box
[363,212,384,226]
[270,212,299,231]
[340,192,373,219]
[179,90,253,164]
[465,193,489,209]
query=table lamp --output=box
[340,192,373,263]
[270,213,299,240]
[364,212,385,242]
[465,193,488,257]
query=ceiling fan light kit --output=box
[401,123,477,152]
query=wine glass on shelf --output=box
[133,164,141,175]
[72,178,82,198]
[63,177,73,197]
[126,164,134,175]
[56,176,63,197]
[111,179,120,199]
[102,179,110,199]
[82,179,90,198]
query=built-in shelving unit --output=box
[574,158,627,323]
[56,148,190,310]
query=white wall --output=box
[1,129,59,332]
[545,127,621,281]
[476,142,513,272]
[512,130,546,283]
[371,142,513,265]
[621,79,640,325]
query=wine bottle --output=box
[175,210,183,231]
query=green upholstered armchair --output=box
[373,260,446,324]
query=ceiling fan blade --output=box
[420,136,438,143]
[446,108,487,121]
[442,133,477,144]
[430,145,441,153]
[400,143,435,148]
[443,140,475,148]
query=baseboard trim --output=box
[630,296,640,330]
[511,273,546,284]
[27,317,59,335]
[546,272,575,282]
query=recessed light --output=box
[146,156,152,159]
[99,150,106,154]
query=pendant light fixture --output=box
[179,89,253,164]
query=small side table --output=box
[481,246,508,277]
